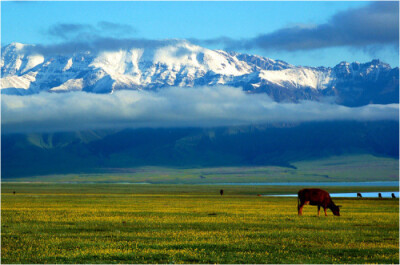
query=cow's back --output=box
[298,188,331,205]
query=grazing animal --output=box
[357,192,362,198]
[392,193,396,199]
[378,193,382,199]
[13,191,16,195]
[220,189,224,196]
[298,188,341,216]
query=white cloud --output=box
[1,86,398,133]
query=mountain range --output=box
[1,41,398,107]
[1,41,398,178]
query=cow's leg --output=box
[299,205,304,216]
[324,207,327,216]
[317,205,320,217]
[298,201,305,216]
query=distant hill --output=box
[2,121,398,178]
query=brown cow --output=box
[298,188,341,216]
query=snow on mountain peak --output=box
[8,42,26,51]
[1,41,397,106]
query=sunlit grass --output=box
[4,155,398,184]
[1,184,399,264]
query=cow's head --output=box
[332,205,341,216]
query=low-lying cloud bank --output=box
[2,86,398,133]
[22,38,182,56]
[15,2,397,58]
[195,1,399,52]
[47,21,136,41]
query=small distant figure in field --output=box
[391,193,396,199]
[220,189,224,196]
[298,188,341,217]
[357,192,362,198]
[257,194,262,197]
[378,193,382,199]
[13,191,16,195]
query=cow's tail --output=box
[297,196,300,211]
[297,190,302,214]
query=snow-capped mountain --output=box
[1,41,398,106]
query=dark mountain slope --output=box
[2,121,398,178]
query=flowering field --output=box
[1,184,399,264]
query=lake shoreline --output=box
[264,191,399,198]
[2,181,399,186]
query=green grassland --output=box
[2,184,399,264]
[3,154,398,184]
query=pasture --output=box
[3,155,398,184]
[1,184,399,264]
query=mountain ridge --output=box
[1,41,398,106]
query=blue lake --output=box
[264,191,399,198]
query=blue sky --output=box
[1,1,398,67]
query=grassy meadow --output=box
[3,155,398,184]
[1,183,399,264]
